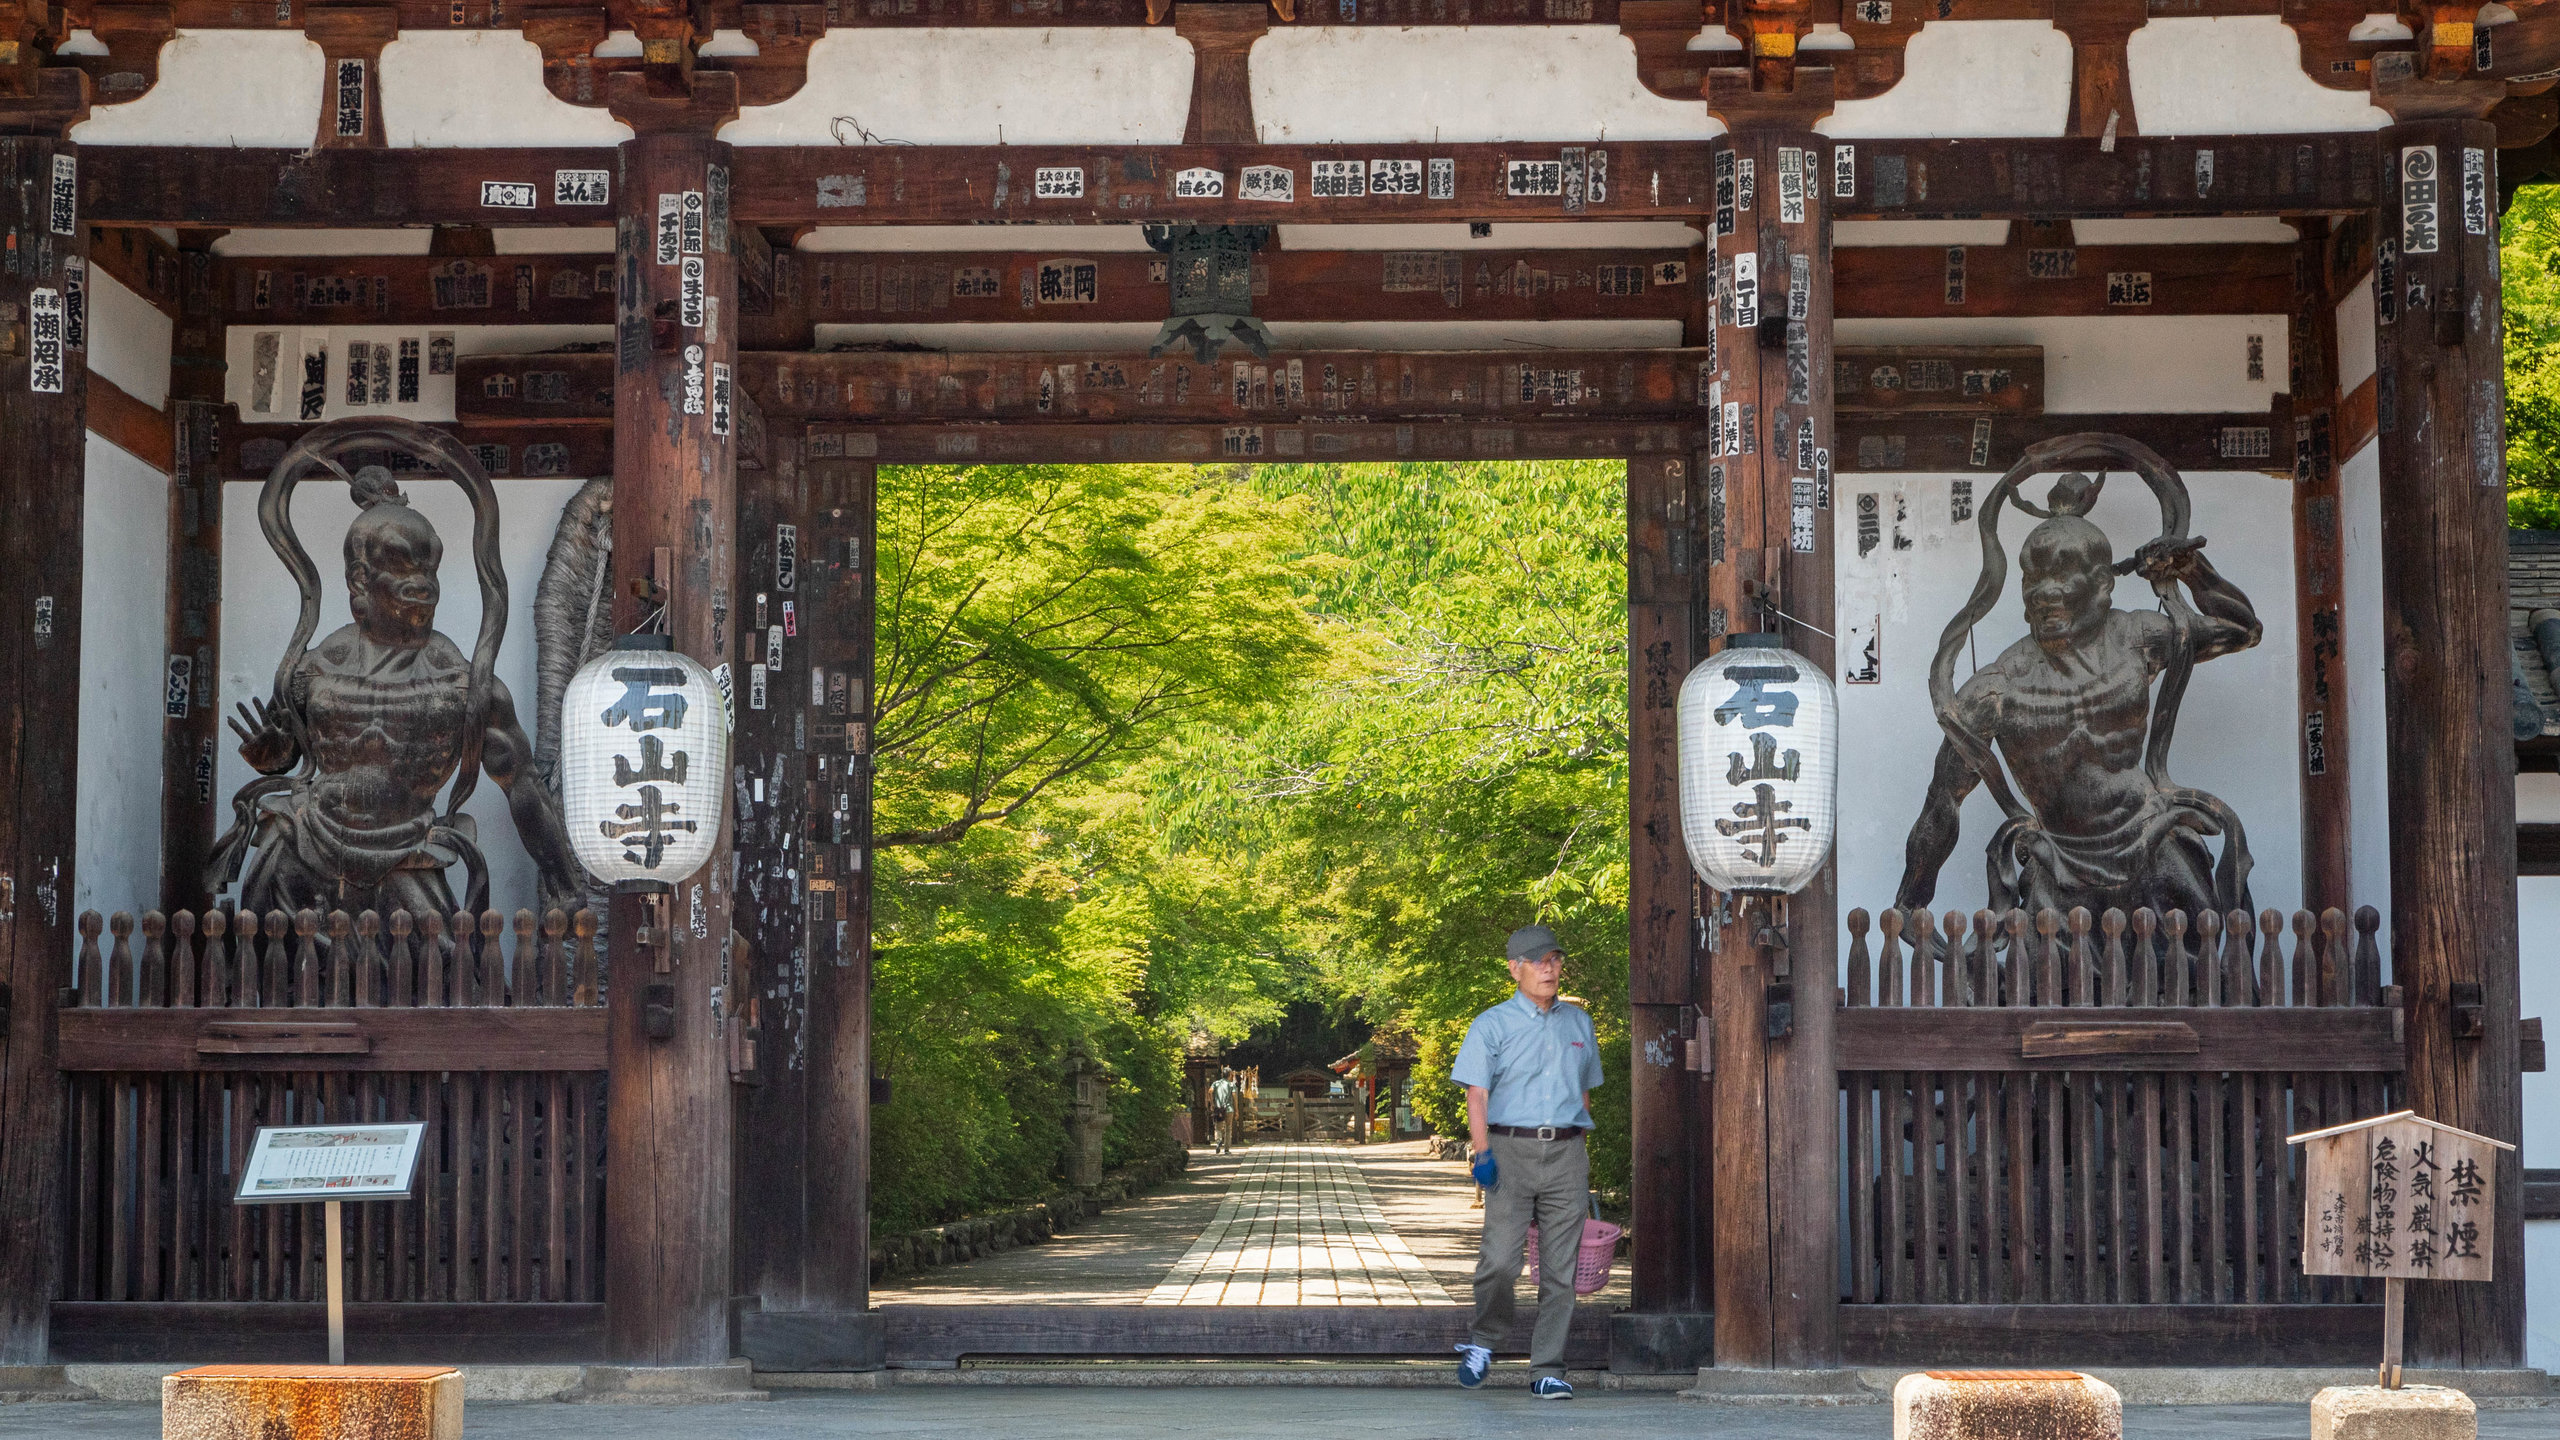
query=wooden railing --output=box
[1840,905,2402,1309]
[57,907,607,1306]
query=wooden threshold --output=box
[1839,1304,2381,1366]
[874,1302,1611,1367]
[49,1302,604,1364]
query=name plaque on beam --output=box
[233,1122,425,1205]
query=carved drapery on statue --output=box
[207,418,580,919]
[1895,434,2263,920]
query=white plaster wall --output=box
[811,318,1681,351]
[86,271,172,410]
[75,436,168,918]
[224,325,612,425]
[217,477,590,915]
[1249,27,1708,144]
[1835,316,2287,415]
[496,228,619,255]
[215,232,436,258]
[1822,23,2071,140]
[2338,441,2391,947]
[725,29,1192,145]
[2126,18,2388,137]
[1831,469,2303,919]
[1836,221,2012,248]
[70,31,324,147]
[2072,218,2298,246]
[2338,271,2378,394]
[798,221,1704,252]
[2522,880,2560,1167]
[380,32,632,148]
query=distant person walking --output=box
[1209,1069,1240,1155]
[1450,925,1602,1400]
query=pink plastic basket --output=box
[1525,1218,1623,1295]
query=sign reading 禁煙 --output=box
[235,1123,425,1205]
[2296,1111,2508,1282]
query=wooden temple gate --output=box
[0,8,2538,1379]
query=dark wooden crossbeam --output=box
[1835,403,2295,477]
[455,346,1719,425]
[81,134,2391,229]
[211,243,2293,327]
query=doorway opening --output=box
[855,457,1633,1332]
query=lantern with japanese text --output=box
[558,636,731,888]
[1676,633,1838,895]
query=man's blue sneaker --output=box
[1454,1343,1491,1388]
[1531,1377,1574,1400]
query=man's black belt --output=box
[1486,1124,1584,1141]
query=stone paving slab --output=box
[7,1390,2558,1440]
[1146,1145,1449,1305]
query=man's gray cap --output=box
[1507,924,1563,963]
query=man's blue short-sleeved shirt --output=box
[1449,990,1604,1129]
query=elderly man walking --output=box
[1450,924,1603,1399]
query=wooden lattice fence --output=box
[1839,905,2403,1308]
[55,907,607,1307]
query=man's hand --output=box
[1470,1150,1499,1190]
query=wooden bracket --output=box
[0,64,89,136]
[605,65,740,135]
[1175,3,1266,146]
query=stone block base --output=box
[162,1364,460,1440]
[2311,1385,2478,1440]
[566,1360,771,1404]
[1894,1370,2122,1440]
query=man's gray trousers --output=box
[1468,1131,1588,1378]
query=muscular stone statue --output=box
[209,462,578,918]
[1897,460,2262,919]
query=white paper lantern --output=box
[559,637,732,887]
[1676,633,1838,895]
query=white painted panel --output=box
[2531,1220,2559,1373]
[225,325,613,424]
[2337,270,2377,393]
[87,270,172,410]
[381,33,632,147]
[1835,316,2288,414]
[2072,218,2300,245]
[2339,441,2391,949]
[71,31,324,147]
[216,231,435,258]
[1822,23,2071,139]
[2126,18,2387,136]
[496,228,620,255]
[1835,221,2013,248]
[801,225,1162,254]
[1831,469,2302,917]
[2522,880,2560,1166]
[218,477,590,915]
[811,318,1683,351]
[725,29,1192,145]
[1250,27,1709,143]
[75,436,169,917]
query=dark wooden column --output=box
[2291,218,2352,913]
[2372,117,2524,1367]
[0,94,94,1366]
[160,232,227,917]
[601,73,746,1369]
[1705,126,1840,1372]
[733,429,880,1368]
[1626,450,1707,1349]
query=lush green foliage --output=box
[2506,187,2560,528]
[867,459,1635,1233]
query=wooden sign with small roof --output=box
[2289,1110,2515,1388]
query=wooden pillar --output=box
[1628,451,1705,1319]
[0,105,93,1366]
[161,232,226,917]
[1705,126,1839,1371]
[800,448,875,1316]
[2372,117,2524,1367]
[601,74,745,1369]
[2058,4,2142,140]
[2291,218,2352,913]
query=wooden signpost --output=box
[2290,1111,2514,1388]
[232,1122,428,1365]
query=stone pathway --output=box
[1144,1145,1452,1306]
